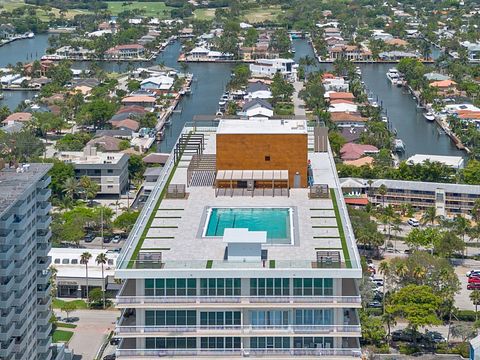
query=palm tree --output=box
[378,261,390,314]
[96,253,108,309]
[412,266,426,284]
[395,262,408,279]
[63,177,79,200]
[421,207,438,226]
[378,184,387,207]
[470,290,480,321]
[80,252,92,303]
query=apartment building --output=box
[114,119,362,358]
[340,177,480,217]
[57,145,129,196]
[0,163,54,360]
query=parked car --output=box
[467,283,480,290]
[391,329,428,343]
[408,218,420,227]
[84,233,95,243]
[110,337,120,345]
[63,317,79,323]
[367,300,382,308]
[103,355,116,360]
[112,235,121,244]
[103,237,112,244]
[468,276,480,284]
[371,278,384,287]
[466,269,480,277]
[426,331,445,343]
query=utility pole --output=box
[101,207,104,250]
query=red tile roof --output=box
[340,143,379,161]
[2,112,32,123]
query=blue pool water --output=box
[205,208,291,243]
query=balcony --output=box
[116,348,362,358]
[115,323,362,338]
[37,323,53,340]
[37,297,52,312]
[37,230,52,244]
[37,176,51,189]
[0,229,14,244]
[37,189,51,202]
[116,295,362,309]
[37,269,51,285]
[37,257,52,271]
[37,310,51,327]
[37,216,52,230]
[0,277,14,293]
[0,213,14,229]
[0,246,14,261]
[37,203,52,217]
[37,338,51,354]
[0,292,15,309]
[37,244,50,258]
[0,308,15,326]
[0,339,14,358]
[0,323,14,341]
[37,283,52,298]
[15,199,30,216]
[13,240,34,260]
[12,274,29,292]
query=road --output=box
[54,309,119,360]
[293,81,306,116]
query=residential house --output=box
[330,112,368,128]
[110,119,140,132]
[244,82,272,100]
[340,143,379,161]
[322,77,349,92]
[329,45,372,61]
[460,41,480,63]
[240,99,274,119]
[378,51,418,60]
[121,95,156,107]
[328,100,358,113]
[140,76,175,91]
[87,136,123,152]
[2,112,32,125]
[105,44,145,60]
[324,91,355,102]
[249,58,297,80]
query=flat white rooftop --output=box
[57,151,127,165]
[216,119,308,135]
[407,154,464,169]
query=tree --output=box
[435,230,464,258]
[0,130,44,162]
[128,154,146,181]
[62,177,79,200]
[451,322,476,343]
[360,310,386,345]
[60,301,77,320]
[378,184,387,207]
[405,227,441,252]
[462,160,480,185]
[80,252,92,303]
[88,287,103,304]
[378,261,390,313]
[328,131,346,155]
[55,133,92,151]
[127,79,141,92]
[113,210,139,232]
[79,176,99,204]
[47,160,75,200]
[470,290,480,321]
[387,285,442,345]
[79,99,117,129]
[96,253,108,309]
[270,72,294,104]
[421,207,438,225]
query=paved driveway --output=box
[55,309,119,359]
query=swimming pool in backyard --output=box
[203,207,294,244]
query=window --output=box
[294,309,333,325]
[107,185,113,189]
[200,278,241,296]
[71,259,78,265]
[54,258,60,264]
[293,337,334,349]
[145,310,196,326]
[200,312,241,326]
[61,259,69,264]
[293,278,333,296]
[108,259,114,265]
[250,311,289,326]
[107,169,113,174]
[265,156,271,161]
[250,278,289,296]
[251,337,290,349]
[200,337,240,349]
[145,337,196,349]
[145,279,196,297]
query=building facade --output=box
[57,145,129,196]
[114,119,362,358]
[0,163,54,360]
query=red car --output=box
[468,276,480,284]
[467,283,480,290]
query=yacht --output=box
[423,111,435,121]
[0,93,4,100]
[386,68,400,84]
[27,32,35,38]
[393,139,405,152]
[355,66,362,76]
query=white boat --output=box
[386,68,400,84]
[424,111,435,121]
[0,93,3,100]
[371,101,379,108]
[27,32,34,38]
[393,139,405,152]
[355,66,361,75]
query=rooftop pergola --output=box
[215,169,289,197]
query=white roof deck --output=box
[216,119,308,135]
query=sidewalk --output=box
[293,81,306,116]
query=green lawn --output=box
[330,189,352,268]
[106,1,172,18]
[193,8,217,21]
[52,329,74,343]
[53,299,88,310]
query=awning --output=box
[216,169,288,181]
[344,197,369,206]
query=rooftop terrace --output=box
[116,122,361,278]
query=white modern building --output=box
[113,119,362,358]
[0,163,55,359]
[460,41,480,63]
[56,145,130,196]
[406,154,465,170]
[249,58,297,81]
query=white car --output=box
[466,270,480,277]
[407,218,420,227]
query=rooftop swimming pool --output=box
[204,207,293,244]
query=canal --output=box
[0,34,464,159]
[292,38,464,159]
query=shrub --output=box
[456,310,477,322]
[399,344,422,355]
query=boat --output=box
[370,101,379,108]
[0,93,3,100]
[355,66,361,75]
[185,87,191,95]
[165,117,171,126]
[423,111,435,121]
[27,32,34,39]
[386,68,400,84]
[381,116,388,123]
[393,139,405,152]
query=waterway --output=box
[292,38,464,159]
[0,34,464,159]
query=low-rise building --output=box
[406,154,464,170]
[56,145,130,196]
[105,44,145,60]
[249,58,297,80]
[240,99,274,119]
[461,41,480,63]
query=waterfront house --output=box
[0,24,15,40]
[138,35,156,45]
[384,38,409,47]
[179,27,194,38]
[322,77,349,92]
[324,91,355,102]
[340,143,379,161]
[424,72,450,81]
[105,44,145,60]
[140,76,175,91]
[2,112,32,125]
[110,119,140,132]
[56,145,129,196]
[249,58,297,81]
[49,46,95,60]
[188,47,233,61]
[378,51,418,61]
[340,127,367,143]
[371,29,394,41]
[23,60,55,77]
[330,112,368,128]
[240,99,274,119]
[121,95,156,107]
[328,100,358,113]
[244,82,272,100]
[96,129,133,139]
[0,73,21,86]
[460,41,480,63]
[406,154,464,170]
[328,45,372,61]
[429,79,458,96]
